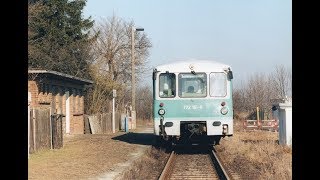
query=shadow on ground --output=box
[112,132,156,146]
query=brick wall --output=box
[28,81,53,109]
[28,79,87,135]
[28,81,39,107]
[69,89,85,134]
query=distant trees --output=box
[270,65,292,99]
[233,65,292,119]
[136,85,153,120]
[28,0,95,79]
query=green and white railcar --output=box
[152,60,234,145]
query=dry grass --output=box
[115,119,170,179]
[28,123,152,180]
[28,119,291,180]
[216,119,292,180]
[119,119,292,180]
[119,147,169,180]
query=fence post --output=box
[49,110,53,149]
[51,114,63,149]
[256,107,260,129]
[32,108,36,152]
[125,116,129,132]
[28,92,31,158]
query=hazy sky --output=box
[83,0,292,88]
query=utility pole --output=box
[131,26,136,115]
[112,89,116,133]
[131,26,144,129]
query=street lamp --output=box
[131,26,144,129]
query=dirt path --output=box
[91,128,154,180]
[28,125,155,180]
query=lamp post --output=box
[131,26,144,129]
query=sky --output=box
[83,0,292,88]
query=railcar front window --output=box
[209,73,227,97]
[159,73,176,98]
[178,73,207,98]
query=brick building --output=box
[28,69,93,134]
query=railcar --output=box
[152,60,234,145]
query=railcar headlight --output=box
[220,107,228,115]
[158,109,165,115]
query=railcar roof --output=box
[154,59,232,73]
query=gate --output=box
[51,114,64,149]
[243,119,278,132]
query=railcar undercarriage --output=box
[157,121,222,146]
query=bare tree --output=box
[270,65,292,99]
[90,15,151,83]
[245,73,269,109]
[136,84,153,120]
[233,65,292,120]
[233,80,248,112]
[86,15,152,114]
[233,72,275,119]
[287,66,292,97]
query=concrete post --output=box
[277,98,292,146]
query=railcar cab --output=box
[152,60,233,145]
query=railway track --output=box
[159,145,237,180]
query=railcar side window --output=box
[178,73,207,98]
[209,73,227,97]
[159,73,176,98]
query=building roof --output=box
[28,69,93,84]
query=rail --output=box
[158,151,176,180]
[210,148,230,180]
[159,147,232,180]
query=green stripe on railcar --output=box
[153,99,233,119]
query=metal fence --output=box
[243,119,279,132]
